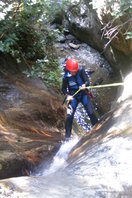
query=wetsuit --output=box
[62,67,98,138]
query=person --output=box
[62,58,98,139]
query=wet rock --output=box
[69,43,80,49]
[0,84,131,197]
[66,34,75,40]
[0,55,67,179]
[56,35,66,43]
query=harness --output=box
[65,68,85,98]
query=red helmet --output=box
[66,59,79,72]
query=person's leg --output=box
[82,94,98,126]
[65,98,78,138]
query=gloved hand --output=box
[80,84,86,90]
[66,95,73,101]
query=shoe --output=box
[65,137,70,142]
[65,137,72,142]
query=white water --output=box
[37,136,79,176]
[118,72,132,102]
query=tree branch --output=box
[102,18,132,49]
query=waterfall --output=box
[37,136,79,176]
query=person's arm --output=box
[62,77,68,95]
[62,77,73,102]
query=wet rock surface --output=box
[0,55,67,179]
[0,94,131,198]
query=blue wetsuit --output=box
[62,68,98,138]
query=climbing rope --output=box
[87,82,124,89]
[65,82,124,105]
[72,82,124,98]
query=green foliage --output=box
[125,32,132,40]
[0,0,70,89]
[24,55,62,89]
[0,1,44,60]
[38,0,70,22]
[109,0,132,16]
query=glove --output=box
[80,84,86,90]
[66,95,73,101]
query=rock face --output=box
[65,1,105,52]
[0,54,66,179]
[64,0,132,74]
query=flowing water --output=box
[0,123,132,197]
[35,136,80,176]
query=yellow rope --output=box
[66,82,124,105]
[71,82,124,98]
[87,82,124,89]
